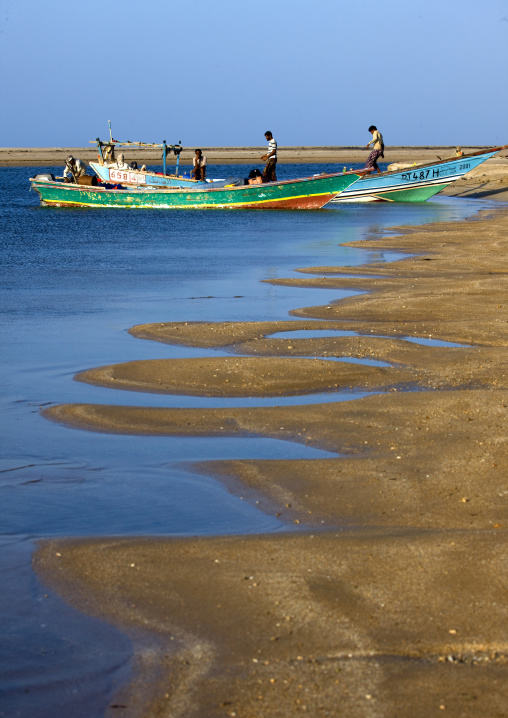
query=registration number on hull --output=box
[109,169,146,184]
[401,163,470,183]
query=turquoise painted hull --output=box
[331,146,506,202]
[30,171,362,210]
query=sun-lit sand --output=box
[34,189,508,716]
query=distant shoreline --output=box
[0,146,496,167]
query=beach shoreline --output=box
[2,145,506,166]
[34,196,508,716]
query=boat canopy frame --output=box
[91,126,183,177]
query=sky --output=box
[0,0,507,148]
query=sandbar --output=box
[35,201,508,715]
[3,144,507,168]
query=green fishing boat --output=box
[29,171,364,210]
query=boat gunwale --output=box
[30,170,365,196]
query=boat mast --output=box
[90,123,185,177]
[174,141,182,176]
[95,138,105,164]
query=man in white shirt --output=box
[261,131,277,182]
[107,153,131,170]
[63,156,87,182]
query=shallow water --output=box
[0,164,494,715]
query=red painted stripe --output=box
[239,193,336,210]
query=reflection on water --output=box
[402,336,471,347]
[0,164,490,715]
[269,329,471,347]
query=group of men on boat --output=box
[189,131,278,184]
[62,127,393,188]
[62,130,279,187]
[62,126,473,190]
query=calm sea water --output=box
[0,163,494,716]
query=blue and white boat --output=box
[331,145,506,203]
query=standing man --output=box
[261,131,277,182]
[364,125,384,174]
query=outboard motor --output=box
[33,174,55,182]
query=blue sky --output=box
[0,0,507,148]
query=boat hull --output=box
[330,147,505,203]
[31,172,362,210]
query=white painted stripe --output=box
[335,176,459,201]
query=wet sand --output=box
[36,531,508,717]
[35,189,508,715]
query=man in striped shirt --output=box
[261,131,277,182]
